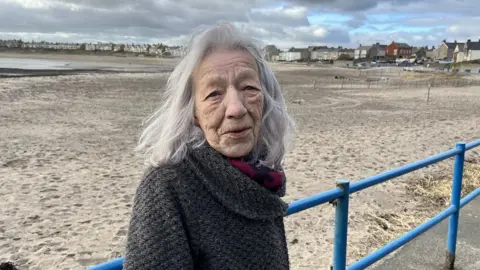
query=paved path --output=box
[371,198,480,270]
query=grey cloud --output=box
[315,27,351,43]
[54,0,132,9]
[288,26,350,44]
[371,0,478,15]
[0,0,312,45]
[242,23,288,40]
[0,0,250,39]
[289,0,425,12]
[346,13,367,28]
[55,0,268,11]
[1,0,479,49]
[247,8,310,27]
[290,0,378,11]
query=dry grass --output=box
[401,73,431,79]
[350,162,480,260]
[408,162,480,206]
[350,210,422,260]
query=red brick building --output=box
[386,41,413,58]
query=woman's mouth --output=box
[224,128,251,138]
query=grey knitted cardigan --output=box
[123,144,290,270]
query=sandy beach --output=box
[0,55,479,269]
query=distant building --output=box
[307,46,328,52]
[413,47,428,59]
[279,48,310,61]
[124,44,148,53]
[310,47,332,60]
[85,43,95,51]
[85,43,114,51]
[264,45,280,61]
[370,43,387,61]
[315,47,355,61]
[114,44,125,52]
[164,46,185,57]
[326,49,340,60]
[21,42,42,49]
[148,45,162,55]
[436,40,459,60]
[338,48,355,59]
[21,42,81,50]
[464,39,480,62]
[385,41,412,58]
[454,43,466,63]
[425,46,436,59]
[354,45,373,60]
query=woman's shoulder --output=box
[140,163,183,186]
[136,161,194,196]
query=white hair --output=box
[135,21,295,169]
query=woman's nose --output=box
[224,87,247,119]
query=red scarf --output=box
[227,158,285,193]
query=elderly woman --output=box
[124,22,295,269]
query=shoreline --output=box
[0,53,178,78]
[0,67,169,78]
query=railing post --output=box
[445,142,466,269]
[333,180,350,270]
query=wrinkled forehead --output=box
[193,47,261,82]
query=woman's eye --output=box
[245,86,258,91]
[206,90,221,99]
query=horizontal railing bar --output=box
[465,139,480,151]
[285,187,344,216]
[350,148,460,193]
[460,188,480,208]
[348,205,457,270]
[286,143,474,216]
[87,257,124,270]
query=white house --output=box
[114,44,125,52]
[454,43,465,63]
[311,48,351,61]
[464,40,480,62]
[85,43,113,51]
[310,47,331,60]
[97,43,114,51]
[124,44,148,53]
[279,48,310,61]
[85,43,96,51]
[354,45,372,59]
[165,46,185,57]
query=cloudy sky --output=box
[1,0,479,49]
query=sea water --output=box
[0,57,73,70]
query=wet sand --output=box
[0,53,178,78]
[0,55,479,269]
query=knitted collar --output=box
[226,158,285,194]
[185,144,288,220]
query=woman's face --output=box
[193,48,264,158]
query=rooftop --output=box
[358,45,373,50]
[288,48,309,53]
[395,42,411,48]
[308,46,328,52]
[467,41,480,50]
[444,41,459,49]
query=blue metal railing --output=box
[88,139,480,270]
